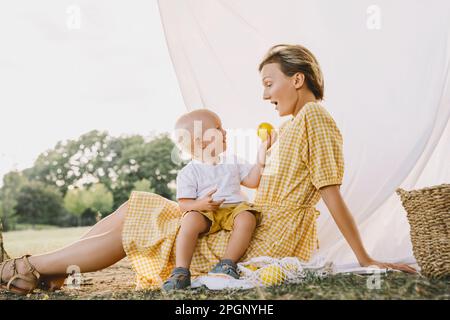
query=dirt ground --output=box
[1,227,449,300]
[0,227,136,300]
[60,258,136,298]
[0,258,136,300]
[2,258,449,300]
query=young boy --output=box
[163,109,274,291]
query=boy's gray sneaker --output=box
[162,267,191,291]
[208,259,239,279]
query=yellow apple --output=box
[259,265,286,286]
[257,122,274,142]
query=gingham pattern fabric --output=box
[122,102,344,290]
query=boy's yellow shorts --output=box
[182,202,261,235]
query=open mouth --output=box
[271,101,278,110]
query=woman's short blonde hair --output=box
[259,44,324,100]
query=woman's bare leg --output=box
[29,225,126,274]
[39,201,130,290]
[1,201,129,291]
[78,201,129,240]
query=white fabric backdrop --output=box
[158,0,450,264]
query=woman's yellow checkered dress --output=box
[122,102,344,289]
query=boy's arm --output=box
[178,189,225,212]
[241,132,275,188]
[178,198,207,212]
[241,163,264,189]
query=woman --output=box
[0,44,416,295]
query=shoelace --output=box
[173,273,188,280]
[165,272,189,283]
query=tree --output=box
[0,171,28,231]
[14,182,66,228]
[64,184,114,225]
[113,134,184,206]
[25,130,115,195]
[139,134,182,199]
[133,179,155,193]
[4,131,184,225]
[84,184,113,219]
[1,219,9,262]
[63,188,89,226]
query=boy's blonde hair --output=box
[174,109,219,156]
[259,44,324,100]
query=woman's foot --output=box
[0,255,41,295]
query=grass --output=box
[108,274,450,300]
[13,224,61,231]
[3,226,91,257]
[4,272,449,301]
[1,227,449,300]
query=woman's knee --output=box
[109,201,129,228]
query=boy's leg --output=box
[222,211,257,263]
[175,211,211,268]
[163,211,211,291]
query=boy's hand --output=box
[196,189,225,211]
[257,131,277,167]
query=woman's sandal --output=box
[0,255,41,295]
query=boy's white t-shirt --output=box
[176,154,254,204]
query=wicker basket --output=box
[396,184,450,278]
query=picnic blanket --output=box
[191,255,417,290]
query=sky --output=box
[0,1,187,183]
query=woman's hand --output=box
[319,185,418,275]
[360,258,418,274]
